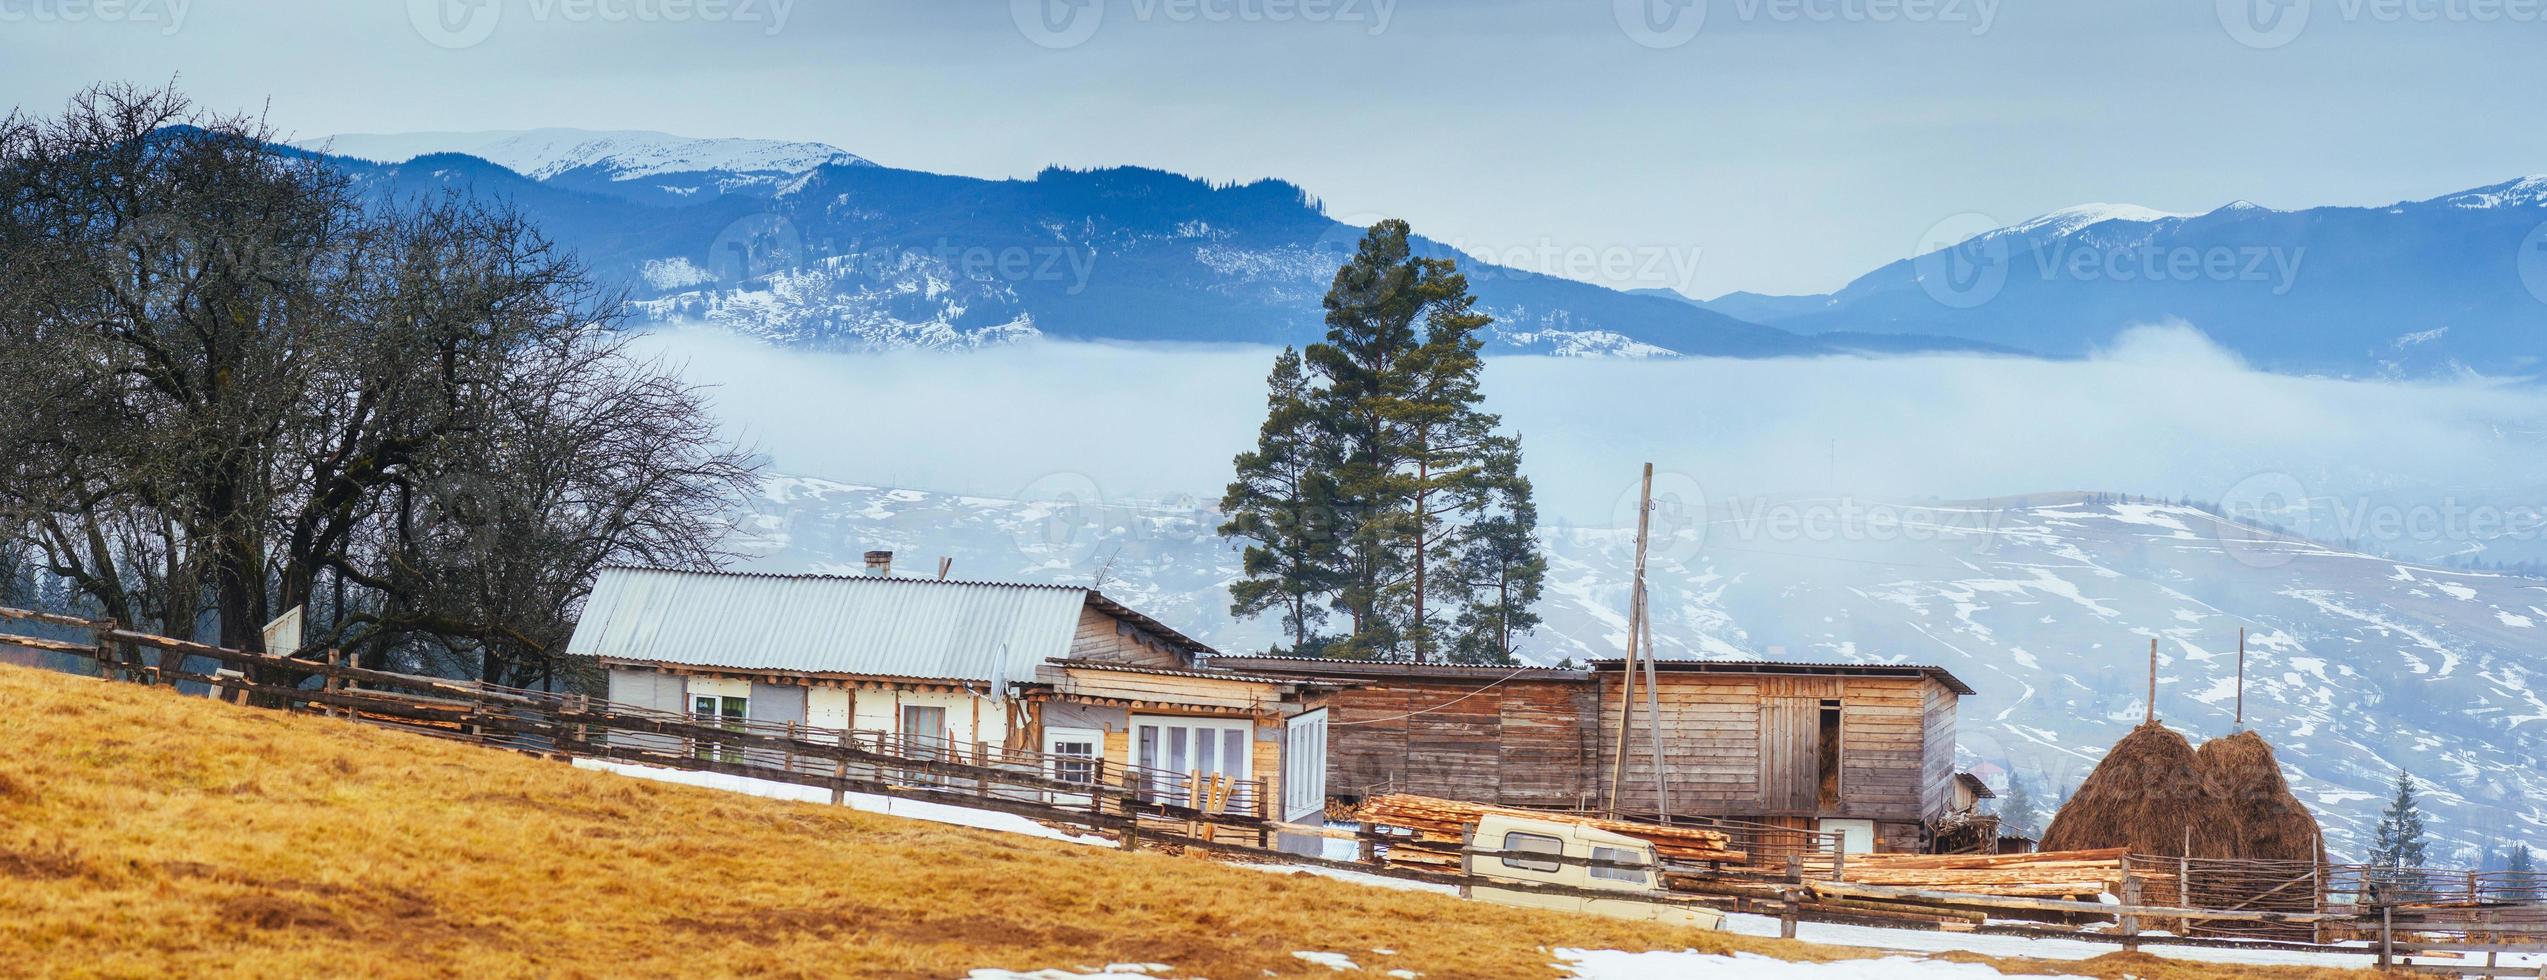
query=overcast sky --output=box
[6,1,2542,297]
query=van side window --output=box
[1499,832,1564,873]
[1588,845,1647,883]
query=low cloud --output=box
[634,323,2547,545]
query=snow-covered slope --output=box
[305,128,872,204]
[728,477,2547,864]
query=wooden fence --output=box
[22,602,2547,967]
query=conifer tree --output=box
[2509,843,2538,902]
[1998,771,2040,839]
[2372,770,2430,872]
[1218,347,1343,653]
[1220,219,1543,662]
[1448,440,1544,664]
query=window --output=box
[1817,698,1843,808]
[901,704,949,785]
[690,693,747,763]
[1589,845,1649,884]
[1132,716,1251,811]
[1500,832,1564,874]
[1045,728,1100,786]
[1283,710,1329,821]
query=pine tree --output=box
[1218,347,1344,654]
[2371,770,2430,873]
[1447,439,1544,665]
[1998,771,2040,839]
[2510,843,2538,902]
[1222,219,1543,662]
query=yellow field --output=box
[0,663,2366,979]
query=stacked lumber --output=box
[1357,794,1746,870]
[1833,848,2162,900]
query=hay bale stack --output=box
[2040,722,2236,858]
[2194,731,2326,864]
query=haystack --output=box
[2039,722,2236,858]
[2194,730,2327,864]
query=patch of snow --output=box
[1554,949,2084,979]
[572,759,1114,846]
[1293,951,1361,971]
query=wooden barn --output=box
[567,558,1347,827]
[1205,658,1600,807]
[1225,656,1973,854]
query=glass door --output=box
[901,705,948,785]
[690,694,746,763]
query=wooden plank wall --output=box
[1597,673,1767,816]
[1318,677,1591,805]
[1595,673,1940,827]
[1921,678,1958,824]
[1067,606,1191,669]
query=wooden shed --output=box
[1590,660,1970,855]
[1227,655,1972,854]
[1206,657,1598,807]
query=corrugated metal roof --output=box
[1586,658,1977,696]
[567,566,1093,683]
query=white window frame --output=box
[1044,722,1105,804]
[1131,715,1251,809]
[1282,709,1329,822]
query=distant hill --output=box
[1699,188,2547,377]
[306,133,1864,358]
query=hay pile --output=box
[2040,722,2235,857]
[2194,731,2327,865]
[2042,723,2324,862]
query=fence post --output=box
[1118,768,1140,852]
[1780,855,1803,939]
[2377,904,2393,970]
[2120,871,2143,952]
[974,741,990,800]
[830,737,849,807]
[94,629,117,684]
[324,648,342,718]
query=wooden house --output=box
[1226,656,1972,854]
[566,559,1345,827]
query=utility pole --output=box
[2146,637,2159,725]
[1639,492,1667,825]
[1607,464,1654,819]
[2235,627,2247,730]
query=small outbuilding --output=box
[1224,655,1973,854]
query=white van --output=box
[1462,814,1728,930]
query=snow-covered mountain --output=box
[1701,181,2547,376]
[728,476,2547,864]
[303,128,874,205]
[315,143,1872,357]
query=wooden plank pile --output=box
[1832,848,2160,900]
[1356,793,1745,871]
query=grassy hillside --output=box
[0,664,2359,978]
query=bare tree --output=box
[0,83,755,686]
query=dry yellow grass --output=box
[0,663,2370,979]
